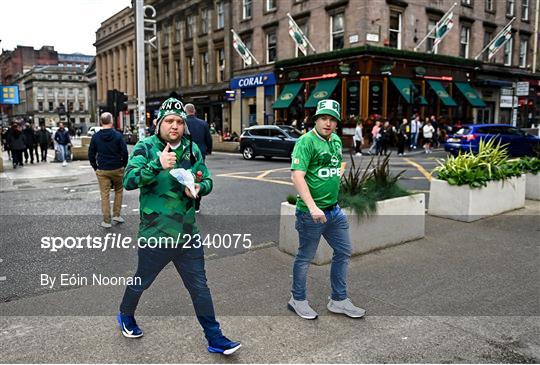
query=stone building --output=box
[10,65,91,130]
[94,6,137,131]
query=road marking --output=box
[204,253,217,259]
[403,158,432,181]
[256,167,290,179]
[217,167,294,186]
[248,241,276,250]
[219,173,293,186]
[211,151,240,157]
[0,276,6,282]
[411,189,429,193]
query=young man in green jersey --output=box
[117,97,241,355]
[288,99,366,320]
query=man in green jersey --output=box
[288,99,366,320]
[117,97,241,355]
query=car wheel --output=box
[264,156,272,160]
[243,146,255,160]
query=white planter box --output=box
[428,175,526,222]
[525,173,540,200]
[278,194,425,265]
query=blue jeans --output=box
[57,144,69,162]
[120,245,223,342]
[292,206,352,301]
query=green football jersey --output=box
[291,129,343,212]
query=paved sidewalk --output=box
[0,202,538,363]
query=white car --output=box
[87,126,102,136]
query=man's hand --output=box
[184,183,200,199]
[159,143,177,169]
[309,206,327,223]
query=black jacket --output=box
[7,129,26,151]
[23,126,36,147]
[186,115,212,158]
[88,128,128,171]
[36,129,51,145]
[54,128,71,145]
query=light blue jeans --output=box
[292,205,352,301]
[57,144,69,162]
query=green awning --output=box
[427,80,457,107]
[305,79,340,108]
[272,82,303,109]
[389,77,427,105]
[454,82,487,108]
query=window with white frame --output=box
[519,38,528,67]
[330,13,344,50]
[521,0,529,21]
[460,25,471,58]
[461,0,472,7]
[483,30,493,62]
[265,0,277,12]
[485,0,494,12]
[186,15,194,38]
[506,0,515,16]
[389,11,402,49]
[201,8,208,33]
[216,47,225,82]
[216,1,224,29]
[503,36,513,66]
[200,52,208,84]
[266,31,277,63]
[242,0,252,20]
[427,19,437,53]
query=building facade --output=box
[94,6,137,131]
[11,65,91,130]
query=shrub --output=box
[510,156,540,175]
[286,194,297,205]
[338,153,410,218]
[433,138,522,188]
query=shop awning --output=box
[454,82,487,108]
[304,79,340,108]
[427,80,457,107]
[389,77,427,105]
[272,82,303,109]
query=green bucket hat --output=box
[156,97,188,135]
[313,99,341,123]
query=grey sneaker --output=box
[112,216,125,223]
[100,221,112,228]
[327,298,366,318]
[288,296,318,320]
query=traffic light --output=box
[116,91,128,113]
[106,90,115,115]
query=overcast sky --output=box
[0,0,131,55]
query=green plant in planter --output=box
[510,156,540,175]
[286,194,297,205]
[338,153,410,218]
[433,138,523,188]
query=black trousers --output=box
[40,144,48,161]
[12,149,24,166]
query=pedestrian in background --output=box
[397,118,408,156]
[36,125,51,162]
[2,127,12,161]
[88,112,128,228]
[54,122,71,166]
[353,120,363,156]
[368,120,381,155]
[22,123,36,164]
[410,115,419,150]
[289,99,366,320]
[7,123,25,168]
[423,120,435,154]
[184,103,213,213]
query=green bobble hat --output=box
[313,99,341,123]
[156,97,188,135]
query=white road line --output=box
[0,277,6,282]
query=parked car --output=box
[239,125,302,160]
[87,126,102,136]
[444,124,540,157]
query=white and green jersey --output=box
[291,129,343,212]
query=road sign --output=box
[516,81,529,96]
[0,86,19,104]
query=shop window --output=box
[483,30,493,62]
[330,13,344,51]
[266,32,277,63]
[175,20,181,42]
[265,0,277,12]
[389,11,402,49]
[368,81,383,116]
[200,52,209,84]
[48,101,54,111]
[187,56,194,85]
[186,15,194,39]
[485,0,494,12]
[461,0,472,7]
[201,8,209,34]
[346,81,360,118]
[38,101,43,112]
[504,37,513,66]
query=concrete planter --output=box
[211,135,239,153]
[428,176,526,222]
[525,173,540,200]
[279,194,425,265]
[71,146,88,160]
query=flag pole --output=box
[474,17,516,60]
[287,13,316,53]
[231,29,260,65]
[414,2,457,52]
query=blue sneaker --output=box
[117,312,143,338]
[207,336,241,355]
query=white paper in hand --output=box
[170,168,197,198]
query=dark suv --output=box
[239,125,302,160]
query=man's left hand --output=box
[185,183,200,199]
